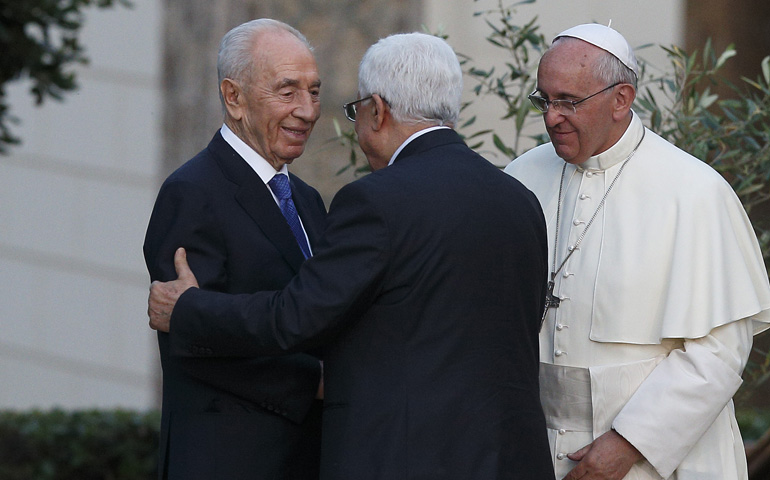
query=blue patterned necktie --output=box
[268,174,311,259]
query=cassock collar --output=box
[579,111,644,172]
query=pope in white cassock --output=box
[505,23,770,480]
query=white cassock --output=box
[505,111,770,480]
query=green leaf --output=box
[715,47,737,69]
[763,56,770,85]
[492,133,513,157]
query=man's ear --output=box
[221,78,244,121]
[370,94,389,131]
[612,83,636,120]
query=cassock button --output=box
[579,194,589,200]
[558,429,567,435]
[585,171,594,177]
[573,219,581,226]
[556,324,565,331]
[557,453,567,460]
[555,350,565,357]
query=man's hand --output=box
[563,429,643,480]
[148,247,199,332]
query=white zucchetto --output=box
[555,23,639,77]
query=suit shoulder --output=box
[162,148,226,189]
[289,172,322,196]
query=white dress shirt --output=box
[220,124,313,255]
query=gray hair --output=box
[358,32,463,126]
[217,19,312,105]
[551,37,638,89]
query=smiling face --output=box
[536,40,623,165]
[223,29,321,170]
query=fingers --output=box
[568,444,589,461]
[563,447,589,480]
[173,247,199,289]
[148,282,172,332]
[174,247,191,280]
[146,247,197,334]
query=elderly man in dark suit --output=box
[143,19,326,480]
[148,32,554,480]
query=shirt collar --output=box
[387,125,451,166]
[220,124,288,183]
[579,111,645,172]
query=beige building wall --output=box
[0,1,163,409]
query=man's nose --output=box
[293,92,319,121]
[543,108,565,127]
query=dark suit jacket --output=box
[143,131,326,480]
[170,129,554,479]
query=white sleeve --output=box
[611,318,753,479]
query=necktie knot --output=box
[268,174,292,201]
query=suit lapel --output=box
[208,132,306,272]
[290,173,325,249]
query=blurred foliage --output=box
[460,0,547,157]
[738,407,770,444]
[330,117,371,176]
[0,0,131,153]
[0,408,159,480]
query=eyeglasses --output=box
[342,96,373,122]
[528,82,620,116]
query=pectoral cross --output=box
[541,278,560,323]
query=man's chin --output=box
[278,148,307,165]
[553,144,576,163]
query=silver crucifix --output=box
[541,279,561,324]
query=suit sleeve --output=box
[169,181,390,357]
[144,179,321,418]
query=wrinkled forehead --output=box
[252,31,319,82]
[537,39,603,89]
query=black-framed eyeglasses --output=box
[342,96,373,122]
[528,82,621,116]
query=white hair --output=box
[217,19,312,105]
[358,32,463,126]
